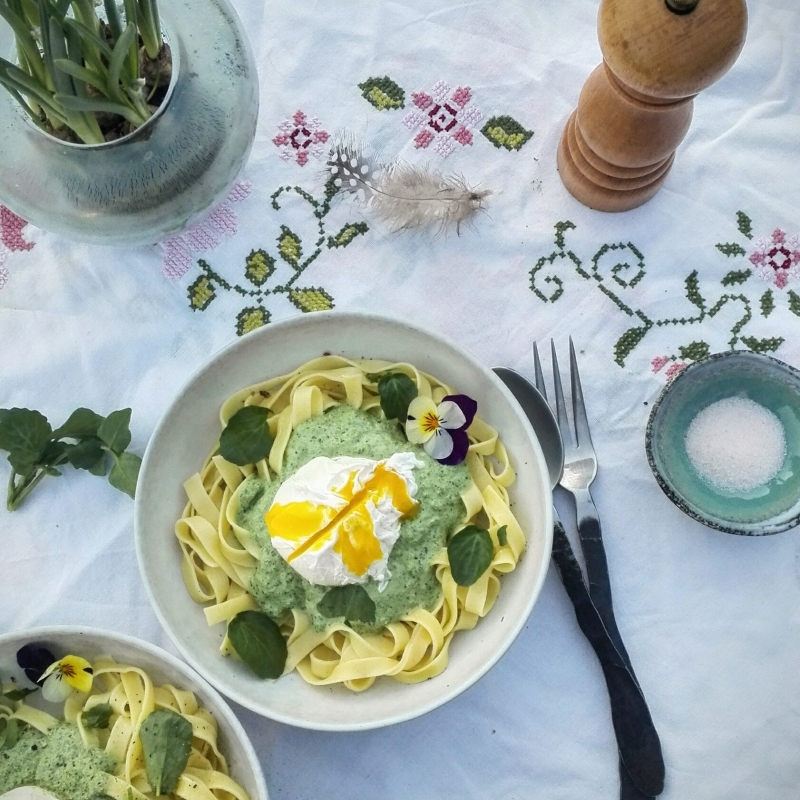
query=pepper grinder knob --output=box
[557,0,748,212]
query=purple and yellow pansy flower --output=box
[405,394,477,465]
[39,655,94,702]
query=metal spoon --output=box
[493,366,665,798]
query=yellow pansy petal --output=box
[405,396,439,444]
[57,655,94,693]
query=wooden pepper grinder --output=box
[557,0,747,212]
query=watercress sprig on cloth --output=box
[0,406,141,510]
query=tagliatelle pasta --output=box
[176,355,527,692]
[0,657,250,800]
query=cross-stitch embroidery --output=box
[273,110,330,166]
[0,205,36,290]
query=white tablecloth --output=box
[2,0,800,797]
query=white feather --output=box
[327,141,491,234]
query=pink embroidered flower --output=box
[748,228,800,289]
[0,206,35,253]
[401,80,483,159]
[161,180,252,280]
[651,356,670,373]
[273,111,330,166]
[665,362,687,380]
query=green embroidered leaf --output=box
[497,525,508,547]
[327,222,368,249]
[737,210,753,240]
[65,436,105,470]
[228,611,287,679]
[244,249,275,287]
[318,585,376,624]
[0,409,51,465]
[188,276,216,311]
[614,325,649,367]
[358,76,405,110]
[761,289,775,317]
[721,269,751,286]
[3,687,37,701]
[98,408,132,453]
[554,221,576,251]
[53,408,103,439]
[376,373,418,422]
[236,306,270,337]
[140,709,193,795]
[788,290,800,316]
[108,451,141,498]
[480,115,533,151]
[740,336,783,354]
[219,406,273,466]
[278,226,302,267]
[289,288,334,313]
[716,243,747,258]
[685,271,704,312]
[83,702,113,729]
[678,341,710,362]
[448,525,494,587]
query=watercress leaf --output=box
[228,610,287,679]
[42,466,62,477]
[376,373,418,422]
[3,687,37,701]
[448,525,494,587]
[97,408,132,453]
[66,437,105,470]
[219,406,273,466]
[88,452,109,476]
[140,708,193,796]
[497,525,508,547]
[0,718,19,750]
[40,439,67,466]
[108,451,141,498]
[53,408,104,439]
[83,702,113,729]
[0,408,52,462]
[317,585,376,624]
[7,451,38,478]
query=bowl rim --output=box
[645,349,800,536]
[134,310,553,730]
[0,624,269,800]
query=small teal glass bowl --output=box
[646,351,800,535]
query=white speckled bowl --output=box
[0,627,268,800]
[135,312,553,730]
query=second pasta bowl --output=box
[135,312,552,729]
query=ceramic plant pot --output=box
[0,0,258,246]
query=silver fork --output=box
[535,338,665,799]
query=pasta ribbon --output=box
[176,356,529,691]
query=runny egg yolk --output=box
[265,463,418,577]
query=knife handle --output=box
[551,519,665,797]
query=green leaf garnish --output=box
[0,718,20,750]
[497,525,508,547]
[219,406,273,466]
[97,408,132,453]
[0,409,52,463]
[109,451,141,498]
[0,405,140,510]
[448,525,494,586]
[3,687,37,701]
[53,408,103,439]
[83,702,113,729]
[375,373,418,422]
[66,437,105,470]
[228,610,287,679]
[317,584,376,624]
[140,709,193,796]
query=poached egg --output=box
[264,453,423,587]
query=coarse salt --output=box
[684,396,786,493]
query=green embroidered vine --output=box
[187,179,368,336]
[529,212,790,367]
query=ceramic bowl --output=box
[0,626,268,800]
[646,350,800,535]
[135,312,553,730]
